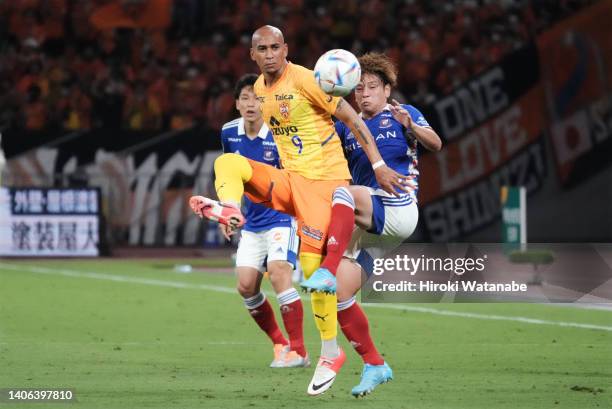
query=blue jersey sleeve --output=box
[335,120,348,145]
[220,129,229,153]
[404,104,430,127]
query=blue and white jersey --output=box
[335,104,429,201]
[221,117,292,232]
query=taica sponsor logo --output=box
[275,94,294,100]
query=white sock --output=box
[277,287,300,306]
[321,338,339,358]
[243,292,266,309]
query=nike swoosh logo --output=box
[311,376,335,391]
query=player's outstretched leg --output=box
[189,153,254,227]
[300,187,355,294]
[338,296,392,397]
[276,287,310,368]
[241,292,289,367]
[301,251,345,395]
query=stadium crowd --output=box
[0,0,598,133]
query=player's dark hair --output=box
[358,52,398,88]
[234,73,259,99]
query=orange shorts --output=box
[244,159,349,254]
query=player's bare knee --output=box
[347,186,370,207]
[337,287,354,303]
[336,273,353,301]
[337,259,361,301]
[236,281,258,298]
[267,262,293,293]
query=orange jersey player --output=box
[189,25,410,396]
[253,63,350,181]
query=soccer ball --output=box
[314,49,361,97]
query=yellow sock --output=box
[300,252,337,340]
[213,153,253,204]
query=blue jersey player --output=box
[220,74,308,369]
[301,53,442,396]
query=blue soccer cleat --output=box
[351,362,393,397]
[300,267,336,294]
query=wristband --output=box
[372,160,386,170]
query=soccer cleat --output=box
[300,267,336,294]
[189,195,245,229]
[306,347,346,396]
[282,350,311,368]
[270,344,290,368]
[351,362,393,397]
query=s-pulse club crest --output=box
[279,102,290,119]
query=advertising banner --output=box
[0,188,100,256]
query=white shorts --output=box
[344,188,419,263]
[235,223,299,273]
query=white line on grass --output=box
[2,262,612,333]
[362,303,612,332]
[0,262,236,294]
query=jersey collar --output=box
[238,117,269,139]
[359,103,393,118]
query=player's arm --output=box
[390,99,442,152]
[334,99,409,196]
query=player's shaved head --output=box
[250,25,288,80]
[252,25,285,47]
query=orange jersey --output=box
[254,63,351,181]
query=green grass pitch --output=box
[1,259,611,409]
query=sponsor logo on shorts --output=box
[273,232,283,241]
[301,225,324,242]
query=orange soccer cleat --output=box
[307,347,346,395]
[189,195,245,229]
